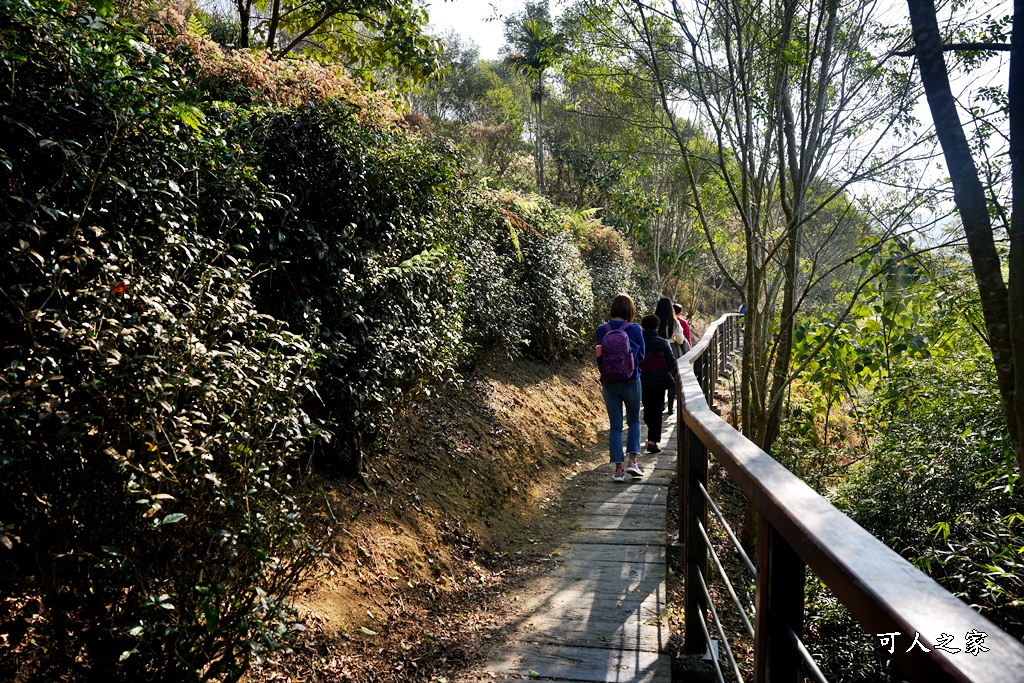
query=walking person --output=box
[596,293,646,482]
[673,303,692,348]
[654,297,686,413]
[638,314,678,454]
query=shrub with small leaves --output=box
[801,352,1024,681]
[580,223,641,328]
[836,353,1024,635]
[0,4,323,680]
[518,226,593,362]
[0,2,644,680]
[229,101,466,467]
[455,188,530,359]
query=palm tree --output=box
[503,4,564,194]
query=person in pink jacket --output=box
[674,303,692,346]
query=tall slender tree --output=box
[503,1,565,193]
[905,0,1022,472]
[408,33,530,179]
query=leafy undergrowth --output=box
[244,357,610,683]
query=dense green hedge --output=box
[0,2,642,680]
[233,101,468,466]
[0,4,324,680]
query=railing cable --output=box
[697,520,755,640]
[698,480,757,578]
[694,573,729,683]
[696,602,729,683]
[697,566,746,683]
[787,627,830,683]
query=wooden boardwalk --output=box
[477,412,678,682]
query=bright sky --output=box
[424,1,515,59]
[425,0,562,60]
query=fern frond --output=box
[506,217,523,263]
[171,103,207,133]
[186,14,210,39]
[387,247,450,275]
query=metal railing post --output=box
[683,405,710,656]
[693,353,705,396]
[708,336,717,408]
[677,416,686,544]
[754,513,805,683]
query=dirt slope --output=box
[248,357,613,683]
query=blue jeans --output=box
[602,378,642,464]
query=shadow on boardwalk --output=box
[458,413,678,682]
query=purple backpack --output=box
[599,322,635,383]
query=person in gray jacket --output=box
[654,297,685,413]
[638,314,678,454]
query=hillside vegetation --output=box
[0,3,644,680]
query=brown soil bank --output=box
[248,357,612,683]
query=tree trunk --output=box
[763,228,800,453]
[1008,0,1024,472]
[266,0,282,53]
[907,0,1022,471]
[537,71,545,193]
[236,0,251,49]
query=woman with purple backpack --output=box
[595,293,646,482]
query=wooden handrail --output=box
[676,313,1024,682]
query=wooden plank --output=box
[636,455,677,470]
[517,615,666,652]
[526,570,666,597]
[514,592,664,627]
[548,548,659,565]
[544,548,663,565]
[506,603,660,628]
[484,643,671,682]
[516,582,664,611]
[552,542,666,564]
[583,486,666,507]
[577,513,665,531]
[524,577,659,593]
[542,564,664,584]
[598,471,675,485]
[584,501,666,514]
[623,471,675,487]
[568,528,666,546]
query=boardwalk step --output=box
[518,615,665,651]
[484,643,670,682]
